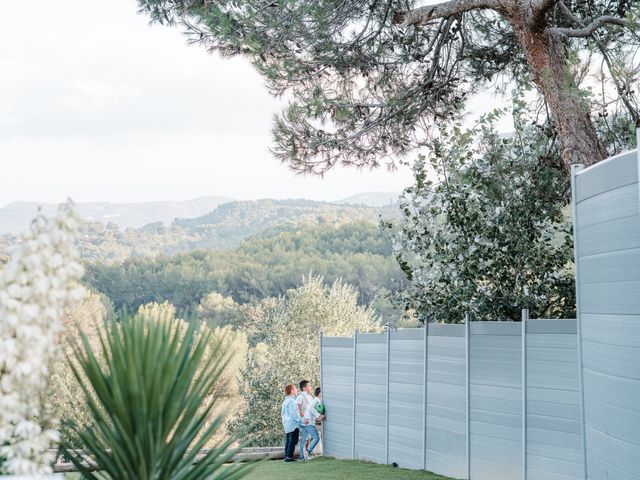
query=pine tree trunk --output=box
[514,25,608,171]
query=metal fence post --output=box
[422,321,429,471]
[385,326,391,464]
[571,163,587,480]
[319,330,325,455]
[352,329,358,460]
[521,309,529,480]
[465,313,471,480]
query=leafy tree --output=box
[50,290,112,437]
[197,293,279,344]
[386,103,575,323]
[139,0,638,173]
[197,291,240,326]
[228,276,381,446]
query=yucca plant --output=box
[61,312,253,479]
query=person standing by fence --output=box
[296,380,316,460]
[281,383,305,462]
[302,386,324,458]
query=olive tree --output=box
[229,275,381,445]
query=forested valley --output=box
[0,198,405,324]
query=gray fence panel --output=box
[526,320,582,480]
[388,329,425,470]
[469,322,522,480]
[320,320,584,480]
[573,147,640,480]
[354,333,387,463]
[321,336,354,459]
[425,324,467,479]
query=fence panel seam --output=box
[422,322,428,471]
[385,326,390,464]
[352,329,358,460]
[571,164,588,480]
[465,314,471,480]
[521,310,528,480]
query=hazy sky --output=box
[0,0,505,207]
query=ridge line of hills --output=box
[0,194,401,264]
[0,192,400,235]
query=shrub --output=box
[386,104,575,323]
[0,203,84,475]
[62,311,252,479]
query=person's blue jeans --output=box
[300,425,319,458]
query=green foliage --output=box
[83,222,404,312]
[387,104,576,323]
[229,276,382,446]
[136,0,639,172]
[196,292,239,326]
[50,291,112,439]
[61,311,252,480]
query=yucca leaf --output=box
[62,312,253,480]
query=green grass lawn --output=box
[242,457,454,479]
[65,457,453,479]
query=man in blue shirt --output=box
[281,383,308,462]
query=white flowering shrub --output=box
[0,203,85,475]
[385,102,575,323]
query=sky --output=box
[0,0,506,207]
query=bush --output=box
[386,103,575,323]
[62,311,251,479]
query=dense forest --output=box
[83,221,404,313]
[0,198,405,326]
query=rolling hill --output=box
[0,196,233,234]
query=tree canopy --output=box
[387,103,575,323]
[138,0,639,173]
[83,222,404,311]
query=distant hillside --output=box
[0,198,400,264]
[0,196,233,234]
[335,192,400,207]
[173,198,393,245]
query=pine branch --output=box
[394,0,500,28]
[552,15,631,37]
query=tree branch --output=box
[529,0,559,30]
[394,0,500,28]
[552,15,631,38]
